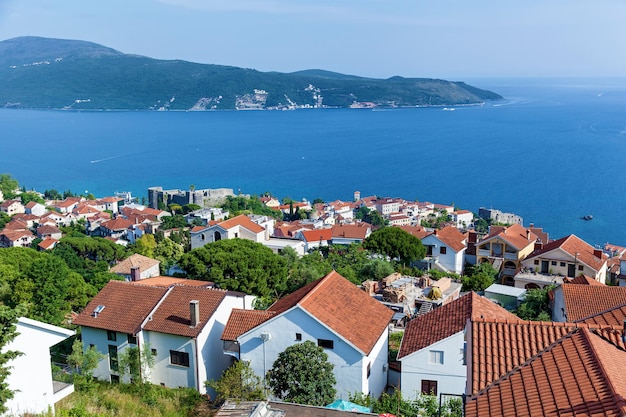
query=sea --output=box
[2,77,626,247]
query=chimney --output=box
[526,229,531,241]
[129,266,141,281]
[534,241,543,251]
[190,300,200,328]
[593,249,603,258]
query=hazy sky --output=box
[0,0,624,79]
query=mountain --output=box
[0,36,502,110]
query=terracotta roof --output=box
[221,309,276,341]
[24,201,39,209]
[38,237,58,250]
[300,228,333,242]
[143,285,227,337]
[73,281,168,334]
[0,199,21,208]
[128,276,214,288]
[110,253,160,275]
[527,234,608,273]
[37,224,62,235]
[102,217,134,231]
[398,225,430,240]
[0,229,34,241]
[397,292,518,359]
[560,284,626,322]
[331,223,371,240]
[577,304,626,326]
[223,271,393,355]
[568,275,605,285]
[191,225,205,233]
[466,327,626,417]
[428,225,466,253]
[481,223,537,250]
[3,219,29,230]
[217,214,264,234]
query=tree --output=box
[515,286,553,321]
[179,239,288,298]
[159,214,188,230]
[0,305,23,413]
[462,262,498,292]
[206,360,265,403]
[363,227,426,265]
[267,340,336,406]
[360,259,395,281]
[354,206,387,227]
[19,191,45,205]
[131,234,157,258]
[67,339,104,390]
[0,174,19,200]
[117,344,154,384]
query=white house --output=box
[109,253,161,280]
[190,214,267,250]
[420,226,467,274]
[4,317,75,416]
[397,292,517,399]
[221,271,393,400]
[24,201,47,217]
[73,279,254,396]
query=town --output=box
[1,178,625,417]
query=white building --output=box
[4,317,75,416]
[420,226,467,274]
[221,271,393,400]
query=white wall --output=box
[400,331,466,400]
[81,327,139,384]
[421,235,465,274]
[238,307,371,400]
[4,318,75,416]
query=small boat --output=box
[443,107,455,111]
[581,214,593,221]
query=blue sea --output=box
[2,78,626,247]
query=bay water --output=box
[2,77,626,246]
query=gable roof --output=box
[466,326,626,417]
[300,228,333,242]
[73,281,169,334]
[569,274,606,285]
[331,223,371,240]
[222,271,393,355]
[397,292,518,359]
[110,253,160,275]
[142,285,227,337]
[559,284,626,322]
[217,214,264,234]
[425,226,466,253]
[128,276,214,288]
[481,223,537,250]
[397,225,430,240]
[221,309,277,341]
[102,217,134,231]
[527,234,608,272]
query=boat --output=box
[443,107,455,111]
[581,214,593,221]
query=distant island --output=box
[0,36,502,111]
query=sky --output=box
[0,0,625,79]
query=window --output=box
[107,330,117,341]
[429,350,444,365]
[560,262,566,267]
[421,379,438,395]
[151,348,158,356]
[439,246,447,254]
[295,333,302,341]
[110,374,120,383]
[170,350,190,367]
[551,261,557,266]
[127,334,137,344]
[367,362,371,378]
[534,260,539,265]
[108,345,118,371]
[318,339,334,349]
[578,265,584,271]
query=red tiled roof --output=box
[560,284,626,322]
[102,217,134,231]
[110,253,160,274]
[300,228,333,242]
[73,281,168,334]
[481,223,537,250]
[428,225,466,253]
[221,309,277,341]
[143,286,227,337]
[577,304,626,326]
[568,275,605,285]
[397,292,518,359]
[38,237,58,250]
[527,234,608,273]
[222,271,393,355]
[331,223,371,240]
[466,327,626,417]
[398,225,430,240]
[0,229,34,241]
[129,276,214,288]
[37,224,62,235]
[218,214,264,234]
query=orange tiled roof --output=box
[102,217,134,231]
[222,271,393,355]
[568,274,605,285]
[216,214,264,234]
[221,309,277,341]
[429,225,466,253]
[560,284,626,322]
[331,223,371,240]
[481,223,537,250]
[577,304,626,326]
[143,285,226,337]
[466,326,626,417]
[110,253,160,275]
[300,228,333,242]
[527,234,608,272]
[397,292,518,359]
[398,225,430,240]
[73,281,168,334]
[129,276,214,288]
[38,237,58,250]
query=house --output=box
[294,228,333,252]
[109,253,161,280]
[0,199,24,216]
[36,224,63,240]
[331,223,371,245]
[97,217,135,239]
[551,283,626,322]
[73,280,254,395]
[221,271,393,400]
[190,214,267,250]
[420,226,467,274]
[517,234,609,288]
[397,292,517,399]
[464,319,626,417]
[0,229,35,248]
[4,317,75,416]
[483,283,526,311]
[38,237,59,251]
[24,200,46,216]
[451,209,473,230]
[475,224,540,285]
[52,197,83,214]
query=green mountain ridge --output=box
[0,36,502,110]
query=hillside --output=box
[0,36,502,110]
